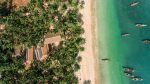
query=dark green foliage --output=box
[0,1,10,16]
[1,1,51,47]
[0,0,84,83]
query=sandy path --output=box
[76,0,99,84]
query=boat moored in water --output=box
[135,23,147,28]
[124,72,135,78]
[132,77,143,81]
[123,66,135,72]
[130,2,139,7]
[121,33,130,37]
[143,39,150,43]
[101,58,110,62]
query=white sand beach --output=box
[76,0,99,84]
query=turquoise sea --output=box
[97,0,150,84]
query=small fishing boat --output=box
[124,72,135,78]
[121,33,130,37]
[135,24,147,28]
[132,77,143,81]
[123,66,135,72]
[143,39,150,43]
[130,2,139,7]
[101,58,110,62]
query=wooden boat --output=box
[101,58,109,62]
[123,66,135,72]
[143,39,150,43]
[132,77,143,81]
[135,24,147,28]
[121,33,130,37]
[124,72,135,78]
[130,2,139,7]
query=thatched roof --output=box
[44,36,61,44]
[11,0,29,8]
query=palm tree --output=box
[0,0,84,83]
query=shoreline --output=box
[96,0,126,84]
[76,0,100,84]
[92,0,100,84]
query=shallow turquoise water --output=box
[97,0,127,84]
[97,0,150,84]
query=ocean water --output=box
[116,0,150,84]
[97,0,127,84]
[97,0,150,84]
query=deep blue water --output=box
[116,0,150,84]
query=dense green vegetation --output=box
[0,0,84,83]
